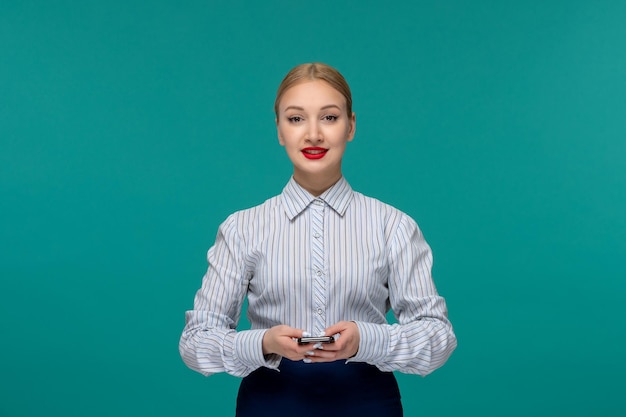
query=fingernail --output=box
[306,351,315,356]
[313,343,323,350]
[303,358,312,364]
[302,331,312,337]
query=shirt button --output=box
[314,232,321,238]
[316,270,322,276]
[317,308,323,315]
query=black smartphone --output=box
[297,336,335,345]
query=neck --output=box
[293,172,342,197]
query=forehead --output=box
[279,80,346,109]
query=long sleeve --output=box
[350,215,457,376]
[178,216,280,377]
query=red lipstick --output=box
[302,147,328,160]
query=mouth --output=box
[302,147,328,160]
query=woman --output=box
[179,63,457,416]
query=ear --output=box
[347,112,356,142]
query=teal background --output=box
[1,1,625,416]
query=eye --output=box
[322,115,338,122]
[287,116,303,123]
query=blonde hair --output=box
[274,62,353,119]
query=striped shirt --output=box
[179,177,457,377]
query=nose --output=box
[306,121,323,142]
[306,122,324,143]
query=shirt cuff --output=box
[349,321,390,364]
[233,329,281,371]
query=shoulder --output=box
[350,190,423,238]
[219,195,282,232]
[351,190,413,221]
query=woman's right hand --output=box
[262,325,310,361]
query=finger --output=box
[324,322,348,337]
[293,328,308,337]
[323,323,340,334]
[306,351,339,362]
[282,328,307,339]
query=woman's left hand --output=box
[305,321,360,362]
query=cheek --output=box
[277,126,288,145]
[279,126,301,144]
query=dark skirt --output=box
[236,359,403,417]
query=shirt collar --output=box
[280,176,354,220]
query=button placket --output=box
[310,199,326,335]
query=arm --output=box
[350,215,457,376]
[178,216,280,377]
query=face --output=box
[276,80,356,189]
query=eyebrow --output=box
[283,104,342,112]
